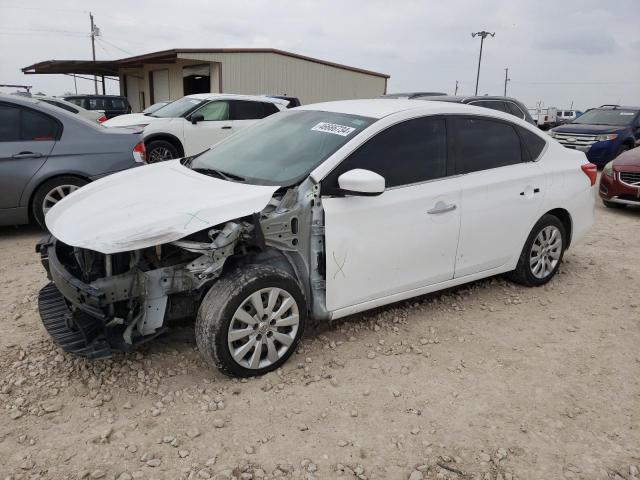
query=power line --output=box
[98,37,134,56]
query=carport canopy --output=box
[21,60,119,77]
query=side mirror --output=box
[191,113,204,124]
[337,169,385,196]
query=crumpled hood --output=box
[552,123,624,135]
[45,160,280,254]
[103,113,156,127]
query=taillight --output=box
[133,141,146,163]
[581,162,597,186]
[97,115,107,123]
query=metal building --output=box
[22,48,390,112]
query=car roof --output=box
[296,98,527,121]
[183,93,288,106]
[422,95,524,103]
[63,94,127,99]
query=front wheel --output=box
[506,214,566,287]
[195,265,306,377]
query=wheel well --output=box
[623,138,635,149]
[145,134,184,157]
[28,173,90,221]
[545,208,572,248]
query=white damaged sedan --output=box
[38,99,595,376]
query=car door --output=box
[321,116,461,311]
[451,116,547,278]
[0,103,56,210]
[181,100,231,156]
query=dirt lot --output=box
[1,198,639,480]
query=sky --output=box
[1,0,639,111]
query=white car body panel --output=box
[102,113,156,128]
[323,176,462,311]
[45,160,279,254]
[453,162,547,277]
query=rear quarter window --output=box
[517,127,547,161]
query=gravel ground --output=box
[0,198,639,480]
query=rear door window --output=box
[230,100,268,120]
[107,98,127,110]
[505,102,526,119]
[452,117,522,173]
[261,102,280,117]
[88,98,107,110]
[0,104,21,141]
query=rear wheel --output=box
[506,214,566,287]
[32,176,88,229]
[146,140,179,163]
[195,265,306,377]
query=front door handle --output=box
[12,151,43,159]
[427,201,457,214]
[221,126,232,130]
[520,187,541,196]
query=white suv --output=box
[140,94,288,162]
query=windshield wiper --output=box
[191,167,245,182]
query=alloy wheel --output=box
[529,225,562,279]
[42,184,81,214]
[227,287,300,370]
[148,147,173,163]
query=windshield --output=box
[189,110,376,185]
[151,97,204,118]
[572,109,638,126]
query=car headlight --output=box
[548,131,557,138]
[603,161,614,177]
[595,134,618,142]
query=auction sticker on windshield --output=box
[311,122,356,136]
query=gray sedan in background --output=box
[0,94,145,228]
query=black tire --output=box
[603,199,625,209]
[32,176,88,229]
[195,264,306,377]
[506,214,566,287]
[146,140,179,163]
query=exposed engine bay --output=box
[37,180,328,359]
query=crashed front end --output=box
[36,221,244,359]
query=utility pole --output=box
[503,67,510,96]
[471,30,495,95]
[89,12,99,94]
[454,80,459,96]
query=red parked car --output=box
[599,147,640,208]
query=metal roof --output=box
[22,48,389,79]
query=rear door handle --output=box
[12,151,43,159]
[221,126,232,130]
[427,201,457,214]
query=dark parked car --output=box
[599,146,640,208]
[549,105,640,167]
[0,94,145,228]
[63,95,132,119]
[422,95,536,125]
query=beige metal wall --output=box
[178,52,386,104]
[120,53,386,111]
[120,59,221,112]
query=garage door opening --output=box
[183,64,211,95]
